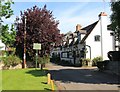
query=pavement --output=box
[45,63,120,92]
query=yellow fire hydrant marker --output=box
[51,80,55,91]
[47,73,55,91]
[47,73,51,84]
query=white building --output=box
[51,12,114,66]
[80,12,114,60]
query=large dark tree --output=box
[110,1,120,50]
[15,5,62,61]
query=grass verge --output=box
[2,68,56,91]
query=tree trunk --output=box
[41,64,43,70]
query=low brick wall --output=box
[106,61,120,75]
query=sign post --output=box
[33,43,41,69]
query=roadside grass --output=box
[2,68,56,90]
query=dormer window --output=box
[94,35,100,41]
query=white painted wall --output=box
[100,15,113,60]
[86,21,101,59]
[86,13,113,60]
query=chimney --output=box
[99,12,107,17]
[76,24,82,31]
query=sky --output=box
[3,0,112,34]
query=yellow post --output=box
[47,73,51,84]
[51,80,55,91]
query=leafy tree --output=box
[0,0,14,22]
[0,0,15,49]
[110,1,120,50]
[15,5,62,61]
[1,24,16,48]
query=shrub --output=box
[92,56,103,66]
[0,51,6,57]
[37,55,50,64]
[2,55,22,68]
[35,55,50,70]
[81,58,91,66]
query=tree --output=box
[0,0,15,49]
[0,0,14,22]
[110,1,120,50]
[1,24,16,48]
[15,5,62,64]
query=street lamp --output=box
[23,16,27,68]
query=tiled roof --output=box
[80,21,99,44]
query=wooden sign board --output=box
[33,43,41,50]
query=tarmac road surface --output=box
[46,63,120,91]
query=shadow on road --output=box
[51,61,74,67]
[49,68,119,85]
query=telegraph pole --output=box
[23,16,27,68]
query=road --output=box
[46,63,120,91]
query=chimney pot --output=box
[99,12,107,17]
[76,24,82,31]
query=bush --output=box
[38,56,50,64]
[2,55,22,68]
[0,51,6,56]
[92,56,103,66]
[81,58,91,66]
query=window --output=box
[94,35,100,41]
[61,52,67,58]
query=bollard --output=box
[47,73,51,84]
[51,80,55,91]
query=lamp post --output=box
[23,16,27,68]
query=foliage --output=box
[81,58,91,66]
[15,5,62,60]
[0,0,14,22]
[92,56,103,66]
[0,0,15,49]
[37,55,50,64]
[110,1,120,50]
[1,24,16,47]
[0,50,6,56]
[2,55,22,67]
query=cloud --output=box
[56,2,111,34]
